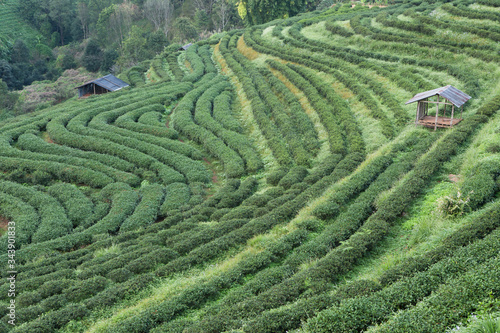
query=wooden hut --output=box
[406,85,471,130]
[76,74,129,98]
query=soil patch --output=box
[0,216,9,232]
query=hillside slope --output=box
[0,1,499,332]
[0,0,40,49]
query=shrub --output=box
[160,182,191,217]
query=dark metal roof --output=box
[179,43,193,51]
[405,85,471,108]
[76,74,129,92]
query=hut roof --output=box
[179,43,193,51]
[76,74,129,92]
[405,85,471,108]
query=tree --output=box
[119,26,147,66]
[173,17,198,42]
[143,0,174,38]
[194,9,211,31]
[10,40,30,64]
[193,0,216,17]
[61,54,77,70]
[147,30,169,55]
[49,0,74,45]
[77,2,90,40]
[96,3,136,48]
[238,0,307,25]
[0,79,19,111]
[100,49,119,72]
[82,39,103,72]
[213,0,232,32]
[109,3,134,48]
[0,61,20,90]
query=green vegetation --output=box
[0,1,499,332]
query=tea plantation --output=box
[0,0,499,332]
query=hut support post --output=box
[450,104,455,127]
[460,106,463,119]
[416,102,420,127]
[434,96,439,131]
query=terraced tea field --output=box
[0,0,40,48]
[0,0,499,332]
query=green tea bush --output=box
[47,183,94,228]
[260,67,320,154]
[114,103,182,139]
[266,167,289,186]
[304,229,500,332]
[120,184,165,232]
[137,111,164,127]
[213,91,243,133]
[244,280,381,333]
[198,45,217,74]
[39,294,68,312]
[127,65,146,87]
[442,3,500,22]
[160,182,191,217]
[172,219,249,254]
[62,276,108,302]
[373,257,500,333]
[10,303,89,332]
[16,291,42,308]
[14,132,135,173]
[194,80,263,173]
[477,0,500,6]
[219,34,294,166]
[325,21,354,37]
[216,177,257,208]
[266,59,346,155]
[151,56,171,81]
[304,154,343,184]
[278,166,309,189]
[173,74,246,178]
[376,12,436,35]
[0,192,38,247]
[85,185,139,235]
[156,153,362,280]
[210,208,231,221]
[313,153,393,220]
[0,181,73,244]
[230,46,313,166]
[47,114,186,185]
[117,230,308,333]
[84,273,156,310]
[166,52,185,81]
[380,200,500,286]
[182,45,206,83]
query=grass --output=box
[93,244,121,258]
[459,85,500,176]
[469,4,500,13]
[345,179,488,284]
